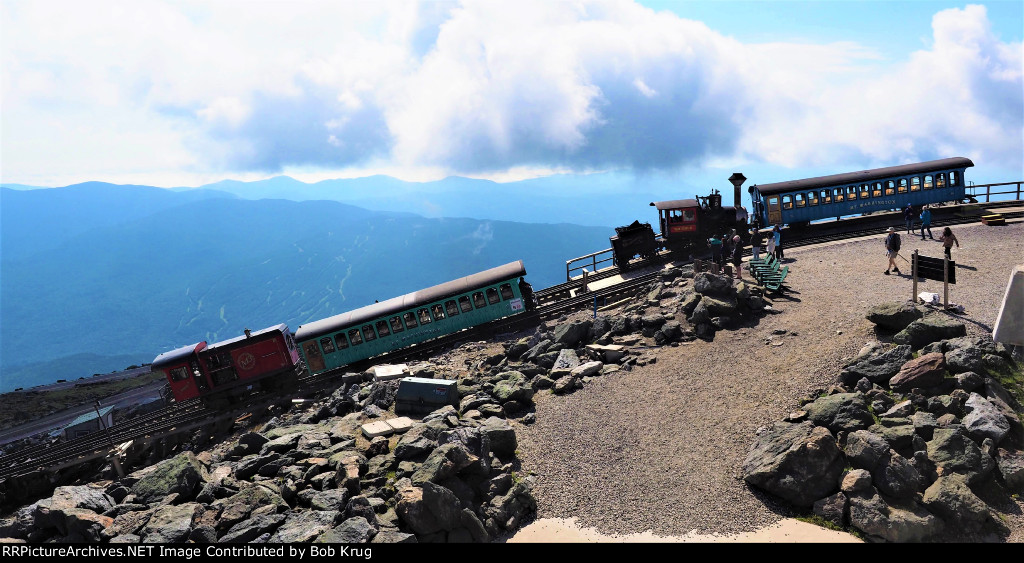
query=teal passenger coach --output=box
[294,261,529,375]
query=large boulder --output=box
[962,393,1011,445]
[889,352,947,392]
[843,430,890,471]
[847,488,943,542]
[481,417,517,457]
[491,372,535,404]
[839,344,913,386]
[693,272,734,297]
[872,452,923,499]
[996,449,1024,491]
[138,502,202,543]
[130,451,209,504]
[927,427,995,484]
[688,295,739,325]
[553,320,592,348]
[742,421,845,507]
[866,302,924,331]
[269,510,341,543]
[803,393,874,433]
[921,474,990,527]
[316,516,376,543]
[893,314,967,350]
[945,346,986,374]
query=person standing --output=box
[730,235,744,279]
[772,225,783,260]
[919,205,933,240]
[939,227,959,260]
[884,226,902,275]
[750,228,764,263]
[708,234,723,266]
[765,229,776,258]
[903,203,915,234]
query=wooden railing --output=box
[967,181,1023,203]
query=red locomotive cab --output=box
[152,342,208,402]
[666,207,699,234]
[198,324,302,395]
[652,199,700,242]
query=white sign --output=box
[510,298,524,311]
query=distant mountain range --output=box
[0,182,614,392]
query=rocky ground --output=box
[516,221,1024,541]
[1,220,1020,543]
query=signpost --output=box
[911,250,956,309]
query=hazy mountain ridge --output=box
[1,184,612,391]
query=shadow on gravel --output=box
[743,482,800,519]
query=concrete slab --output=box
[385,416,414,434]
[360,420,394,438]
[585,344,627,363]
[373,364,409,381]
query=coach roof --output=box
[752,157,974,196]
[294,261,526,342]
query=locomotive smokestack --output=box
[728,173,747,208]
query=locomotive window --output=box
[430,304,446,320]
[320,337,336,354]
[833,188,843,202]
[334,333,349,349]
[807,192,818,206]
[376,320,391,337]
[390,316,404,333]
[820,190,831,204]
[418,308,432,325]
[936,173,947,188]
[500,283,514,300]
[473,292,487,308]
[487,287,500,304]
[846,186,857,201]
[923,175,933,189]
[860,184,870,199]
[169,366,190,382]
[885,181,896,196]
[459,296,473,313]
[910,177,921,191]
[682,209,696,221]
[898,179,908,193]
[362,325,377,342]
[403,312,418,328]
[794,193,805,208]
[950,171,959,186]
[348,328,363,345]
[445,300,459,317]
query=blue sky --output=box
[2,1,1021,189]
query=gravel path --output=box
[515,220,1024,540]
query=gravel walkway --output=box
[515,220,1024,540]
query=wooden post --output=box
[943,254,949,309]
[912,250,918,303]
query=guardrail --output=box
[566,247,617,281]
[967,181,1023,203]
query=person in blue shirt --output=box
[772,225,783,260]
[708,234,723,266]
[919,205,933,240]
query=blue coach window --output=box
[937,173,947,188]
[794,193,805,207]
[807,192,818,206]
[859,184,869,199]
[376,320,391,337]
[362,325,377,342]
[418,308,433,324]
[834,188,844,202]
[445,300,459,316]
[430,304,446,320]
[500,283,515,300]
[846,186,857,201]
[911,177,921,191]
[821,190,831,204]
[898,179,908,193]
[473,292,487,308]
[781,195,793,209]
[487,287,501,304]
[950,171,959,186]
[924,175,933,189]
[885,181,896,196]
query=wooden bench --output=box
[762,266,790,293]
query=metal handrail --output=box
[967,181,1023,203]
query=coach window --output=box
[845,186,856,201]
[500,283,514,300]
[781,195,792,210]
[348,328,363,346]
[320,337,336,354]
[937,173,947,188]
[418,308,433,325]
[950,171,959,186]
[376,320,391,337]
[898,179,908,193]
[430,304,446,320]
[459,296,473,313]
[389,316,404,333]
[872,183,882,197]
[334,333,349,350]
[445,300,459,317]
[403,312,418,328]
[473,291,487,308]
[885,181,896,196]
[361,325,376,342]
[833,188,844,202]
[794,193,805,208]
[820,190,831,204]
[487,287,501,304]
[923,175,933,189]
[910,177,921,191]
[807,192,818,206]
[170,366,189,381]
[860,184,870,199]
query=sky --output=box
[1,0,1022,189]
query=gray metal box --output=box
[395,377,458,414]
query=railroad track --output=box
[2,201,1019,487]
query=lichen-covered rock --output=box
[927,427,995,485]
[892,314,967,350]
[317,516,376,543]
[813,492,847,527]
[693,272,734,297]
[269,510,341,543]
[553,320,592,348]
[996,449,1024,491]
[872,452,923,499]
[839,344,913,386]
[866,302,925,331]
[138,502,202,543]
[921,474,990,527]
[804,393,874,433]
[130,451,209,504]
[847,488,942,542]
[843,430,890,471]
[491,372,535,404]
[481,417,517,457]
[742,421,845,507]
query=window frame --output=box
[794,193,805,208]
[846,186,857,201]
[389,316,404,334]
[459,296,473,313]
[417,308,433,325]
[320,337,336,354]
[472,292,487,308]
[781,195,793,210]
[807,191,818,206]
[445,300,460,317]
[486,287,500,305]
[499,283,514,300]
[375,319,391,337]
[334,333,349,350]
[348,328,363,346]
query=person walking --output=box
[939,226,959,260]
[919,205,933,240]
[730,235,744,279]
[884,226,902,275]
[772,225,783,260]
[903,203,915,234]
[750,228,763,263]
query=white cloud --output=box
[1,1,1020,186]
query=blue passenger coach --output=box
[748,157,974,228]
